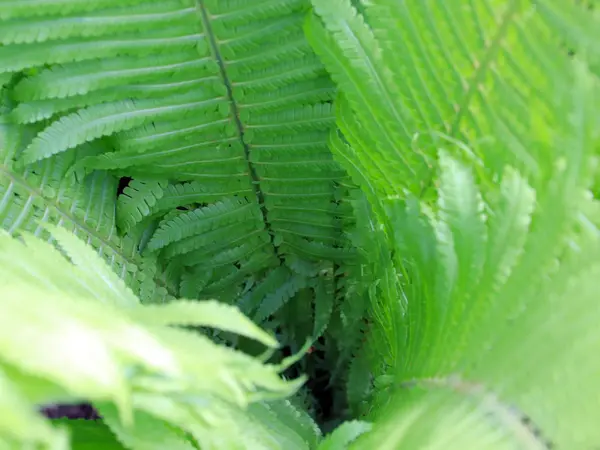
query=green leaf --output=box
[306,0,427,195]
[55,419,126,450]
[131,300,279,348]
[312,277,333,341]
[0,367,69,450]
[99,406,195,450]
[318,420,372,450]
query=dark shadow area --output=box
[117,176,132,196]
[40,403,100,420]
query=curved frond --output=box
[0,121,170,302]
[254,271,309,323]
[0,226,310,449]
[309,0,600,446]
[311,275,334,342]
[22,92,224,164]
[0,0,351,297]
[146,197,259,252]
[317,420,371,450]
[116,179,167,235]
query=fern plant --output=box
[0,0,355,333]
[0,0,599,449]
[0,1,360,420]
[306,0,600,448]
[0,224,321,449]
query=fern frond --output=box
[308,0,599,201]
[345,344,373,417]
[239,266,292,314]
[0,366,69,450]
[241,77,336,112]
[254,272,309,323]
[308,1,600,446]
[0,2,195,46]
[164,221,263,260]
[255,399,322,448]
[317,420,371,450]
[0,0,349,290]
[22,92,225,164]
[305,1,428,196]
[355,387,551,449]
[384,76,597,448]
[57,419,126,450]
[154,180,253,214]
[0,0,156,20]
[92,409,194,450]
[82,141,245,174]
[0,122,170,302]
[130,300,278,348]
[312,275,334,342]
[201,251,281,297]
[279,238,357,262]
[0,226,309,449]
[13,50,214,101]
[116,179,167,235]
[146,197,258,252]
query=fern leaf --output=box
[0,0,153,20]
[0,285,140,424]
[480,167,536,298]
[14,50,216,102]
[0,73,11,88]
[312,276,333,342]
[22,93,224,164]
[307,1,600,447]
[0,2,195,46]
[131,300,278,348]
[117,179,168,235]
[328,120,383,216]
[99,406,198,450]
[162,222,263,260]
[345,346,373,417]
[306,0,428,195]
[0,367,69,450]
[0,0,357,309]
[256,399,322,449]
[356,387,548,449]
[254,272,308,323]
[153,180,252,214]
[0,0,349,285]
[0,124,169,301]
[0,225,308,448]
[146,197,258,251]
[433,150,487,354]
[58,418,127,450]
[81,141,245,173]
[279,238,357,262]
[40,224,140,308]
[239,266,291,314]
[317,420,372,450]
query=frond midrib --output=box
[394,375,553,449]
[0,162,175,295]
[195,0,283,265]
[449,0,520,135]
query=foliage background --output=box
[0,0,598,449]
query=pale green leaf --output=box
[131,300,278,348]
[318,420,372,450]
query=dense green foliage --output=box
[0,0,598,448]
